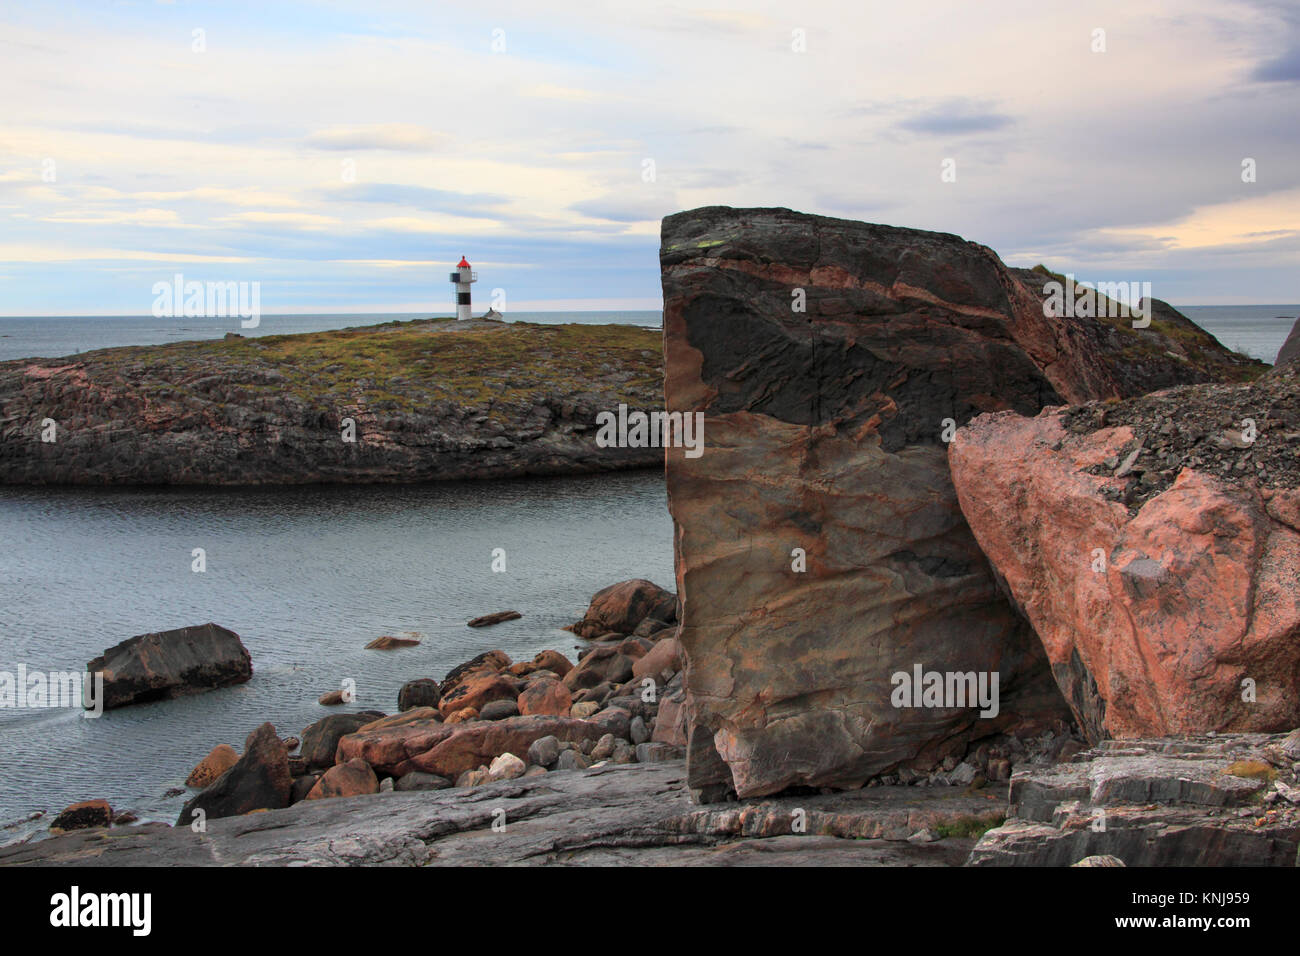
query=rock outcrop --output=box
[950,362,1300,740]
[968,733,1300,866]
[87,623,252,710]
[0,319,662,485]
[4,761,996,867]
[660,206,1262,800]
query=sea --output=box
[0,305,1293,838]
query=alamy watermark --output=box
[1043,274,1152,328]
[151,273,261,328]
[890,664,1000,718]
[594,404,705,459]
[0,665,104,716]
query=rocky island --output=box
[0,318,663,485]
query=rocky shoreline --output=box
[0,318,662,485]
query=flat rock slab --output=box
[969,734,1300,866]
[0,761,1002,867]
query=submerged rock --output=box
[86,622,251,710]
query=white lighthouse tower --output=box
[449,255,477,320]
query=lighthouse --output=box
[449,256,477,320]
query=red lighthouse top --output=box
[457,256,470,268]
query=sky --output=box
[0,0,1298,315]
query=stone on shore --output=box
[306,758,380,801]
[186,744,240,788]
[299,712,386,770]
[397,678,440,711]
[50,799,113,833]
[518,677,572,717]
[567,579,678,638]
[177,723,291,826]
[87,623,252,710]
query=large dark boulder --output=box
[177,723,290,826]
[660,206,1262,800]
[87,622,251,710]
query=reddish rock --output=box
[337,713,626,779]
[632,637,682,681]
[1276,317,1300,367]
[438,670,517,718]
[567,579,678,638]
[318,689,346,706]
[305,758,379,800]
[950,384,1300,740]
[50,799,112,832]
[445,707,479,723]
[467,610,522,627]
[563,645,635,691]
[518,677,572,717]
[186,744,239,788]
[508,649,574,678]
[659,207,1254,799]
[440,650,512,697]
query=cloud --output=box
[895,100,1015,136]
[303,124,445,151]
[325,183,511,216]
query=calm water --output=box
[0,473,674,831]
[1178,306,1296,364]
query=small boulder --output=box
[479,699,521,721]
[398,678,440,712]
[305,758,379,800]
[487,752,527,781]
[518,677,572,717]
[318,689,346,706]
[177,723,291,825]
[571,701,600,719]
[566,579,678,638]
[51,799,112,833]
[555,749,590,771]
[300,712,386,770]
[186,744,239,788]
[527,735,561,768]
[394,771,452,792]
[438,670,517,717]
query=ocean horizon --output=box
[0,306,1292,366]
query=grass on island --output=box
[91,318,664,412]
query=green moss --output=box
[931,812,1005,840]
